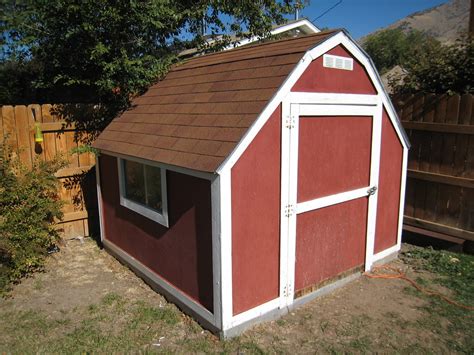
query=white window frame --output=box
[117,157,169,227]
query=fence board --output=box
[467,136,474,179]
[0,106,3,138]
[423,181,439,221]
[402,122,474,134]
[395,93,474,242]
[422,93,436,122]
[446,95,460,124]
[459,94,472,125]
[2,106,18,152]
[413,179,427,220]
[434,94,447,123]
[0,104,96,239]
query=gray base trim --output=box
[221,271,361,339]
[291,271,361,309]
[103,239,219,334]
[373,250,398,266]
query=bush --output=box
[390,35,474,95]
[363,28,440,75]
[0,140,66,293]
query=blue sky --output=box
[297,0,448,39]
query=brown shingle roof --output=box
[94,30,340,172]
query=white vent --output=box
[323,54,354,71]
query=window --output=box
[118,158,168,227]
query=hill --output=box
[361,0,470,44]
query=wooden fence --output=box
[394,93,474,241]
[0,104,98,239]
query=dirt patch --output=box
[0,239,472,353]
[1,238,165,318]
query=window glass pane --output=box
[123,160,146,205]
[145,165,163,213]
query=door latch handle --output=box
[367,186,377,196]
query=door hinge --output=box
[284,204,294,217]
[285,115,296,129]
[282,284,293,297]
[367,186,378,196]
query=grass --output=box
[0,293,189,353]
[0,245,473,353]
[400,246,474,352]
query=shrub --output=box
[0,139,66,293]
[390,35,474,95]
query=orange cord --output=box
[364,265,474,311]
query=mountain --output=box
[361,0,470,44]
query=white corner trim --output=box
[228,298,281,329]
[372,244,400,263]
[211,175,222,328]
[219,169,234,331]
[117,158,169,228]
[95,155,105,242]
[397,146,409,249]
[103,239,215,325]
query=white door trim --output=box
[287,92,379,106]
[279,98,292,308]
[296,187,370,214]
[299,104,376,117]
[280,100,382,306]
[365,99,383,270]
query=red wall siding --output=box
[231,106,281,315]
[298,116,372,202]
[292,45,377,94]
[374,108,403,253]
[99,155,214,312]
[295,198,368,291]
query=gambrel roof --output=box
[93,30,339,172]
[94,29,408,172]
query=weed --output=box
[33,278,44,290]
[320,319,330,333]
[88,303,99,314]
[401,246,474,306]
[133,301,179,326]
[101,292,122,305]
[238,341,266,354]
[348,335,372,351]
[276,319,286,326]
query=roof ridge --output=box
[176,29,341,67]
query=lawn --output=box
[0,238,472,353]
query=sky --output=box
[296,0,448,39]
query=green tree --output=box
[1,0,296,139]
[390,35,474,94]
[363,28,440,74]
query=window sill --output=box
[120,196,169,228]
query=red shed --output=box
[93,29,409,337]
